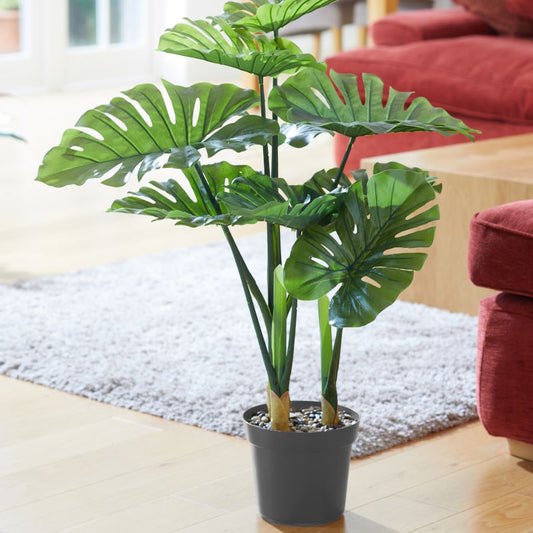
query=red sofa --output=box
[468,200,533,460]
[326,5,533,170]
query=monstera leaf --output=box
[270,69,478,139]
[218,170,349,229]
[225,0,337,33]
[278,123,331,148]
[110,162,259,227]
[223,0,276,23]
[37,81,277,188]
[284,165,440,328]
[159,17,323,77]
[300,168,351,195]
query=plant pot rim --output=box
[243,400,359,451]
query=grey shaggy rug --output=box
[0,231,478,457]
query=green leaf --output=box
[318,295,332,392]
[227,0,337,33]
[203,115,279,157]
[218,173,345,229]
[109,162,258,227]
[158,17,324,77]
[284,166,440,328]
[373,160,442,194]
[222,0,274,24]
[301,168,351,196]
[36,81,273,188]
[278,122,331,148]
[272,265,288,384]
[269,70,479,140]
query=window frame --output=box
[0,0,156,93]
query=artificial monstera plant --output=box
[36,0,477,431]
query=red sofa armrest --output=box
[371,7,496,46]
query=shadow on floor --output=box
[259,512,400,532]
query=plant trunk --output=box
[269,389,290,431]
[321,396,339,426]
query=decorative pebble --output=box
[248,407,357,432]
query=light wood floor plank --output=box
[0,416,160,478]
[411,493,533,533]
[0,440,249,531]
[59,495,224,533]
[399,455,533,512]
[2,376,532,531]
[344,424,507,509]
[175,470,256,513]
[352,495,454,533]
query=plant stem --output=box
[258,76,270,177]
[258,75,281,314]
[280,297,297,393]
[194,163,220,213]
[322,328,343,418]
[267,76,282,312]
[271,77,279,180]
[224,227,271,336]
[194,164,278,393]
[194,163,269,327]
[223,225,279,394]
[333,136,356,187]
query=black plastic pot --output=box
[243,401,359,527]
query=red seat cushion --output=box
[468,200,533,298]
[371,8,495,46]
[477,293,533,444]
[326,35,533,125]
[453,0,533,36]
[506,0,533,21]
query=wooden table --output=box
[362,134,533,315]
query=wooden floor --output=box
[2,90,533,532]
[2,376,533,533]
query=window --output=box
[0,0,22,54]
[68,0,143,48]
[0,0,155,92]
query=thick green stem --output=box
[271,77,279,180]
[194,164,278,393]
[194,163,270,330]
[194,163,220,213]
[267,76,282,312]
[224,227,271,334]
[333,136,356,187]
[280,297,297,393]
[258,76,270,177]
[322,328,343,425]
[223,226,279,394]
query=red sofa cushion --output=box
[506,0,533,21]
[326,36,533,125]
[371,8,495,46]
[468,200,533,298]
[453,0,533,36]
[477,293,533,445]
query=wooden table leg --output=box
[312,32,322,58]
[366,0,399,25]
[357,25,368,47]
[331,26,343,54]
